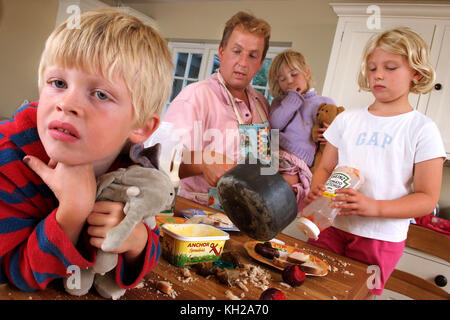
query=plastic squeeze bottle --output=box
[297,166,364,240]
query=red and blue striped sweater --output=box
[0,102,161,292]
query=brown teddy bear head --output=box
[315,103,345,127]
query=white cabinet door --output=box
[396,247,450,294]
[418,25,450,157]
[322,19,435,111]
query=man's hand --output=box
[201,164,236,187]
[180,150,236,187]
[201,151,235,186]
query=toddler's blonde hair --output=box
[38,8,174,127]
[268,49,314,98]
[358,27,435,94]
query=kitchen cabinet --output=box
[418,24,450,162]
[322,3,450,160]
[380,247,449,300]
[379,224,449,300]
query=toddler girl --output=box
[268,49,335,211]
[305,27,446,297]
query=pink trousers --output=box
[308,226,406,296]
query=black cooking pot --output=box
[217,162,298,241]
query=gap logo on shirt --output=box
[355,131,393,149]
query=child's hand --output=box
[296,87,308,95]
[87,201,148,259]
[288,87,304,95]
[317,122,330,145]
[286,88,303,99]
[24,156,97,213]
[24,155,97,244]
[305,184,326,204]
[332,188,379,217]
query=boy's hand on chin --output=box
[23,155,97,215]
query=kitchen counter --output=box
[0,196,371,300]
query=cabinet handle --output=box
[434,275,447,287]
[434,83,442,91]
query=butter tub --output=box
[161,223,230,267]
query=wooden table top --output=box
[0,196,370,300]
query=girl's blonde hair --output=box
[268,49,314,98]
[358,27,435,94]
[38,8,174,127]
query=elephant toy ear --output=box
[130,143,161,169]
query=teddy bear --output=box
[63,143,175,300]
[310,103,345,173]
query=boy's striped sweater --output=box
[0,102,160,291]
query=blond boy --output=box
[0,9,173,292]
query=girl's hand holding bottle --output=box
[332,188,380,217]
[305,184,326,204]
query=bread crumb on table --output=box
[240,263,271,291]
[181,267,192,278]
[225,290,241,300]
[279,282,292,289]
[156,280,178,299]
[236,279,249,292]
[135,280,145,289]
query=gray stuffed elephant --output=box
[64,143,175,299]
